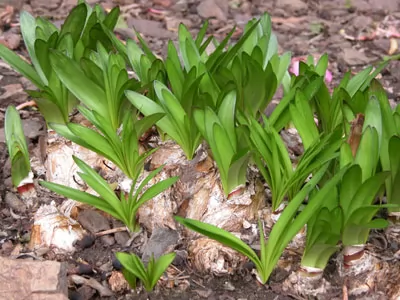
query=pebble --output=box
[100,235,115,247]
[77,210,110,234]
[22,119,44,140]
[197,0,228,21]
[5,192,26,213]
[276,0,307,15]
[114,231,130,246]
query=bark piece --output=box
[0,256,68,300]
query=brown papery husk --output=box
[337,245,379,297]
[282,266,333,298]
[16,171,36,207]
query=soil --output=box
[0,0,400,299]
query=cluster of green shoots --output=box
[2,0,399,291]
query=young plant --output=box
[338,165,392,266]
[242,114,342,212]
[48,43,162,179]
[300,187,341,275]
[367,80,400,214]
[116,252,176,291]
[193,91,250,197]
[338,96,393,266]
[176,164,348,284]
[51,107,161,180]
[40,156,178,232]
[126,79,203,160]
[0,2,120,124]
[4,106,33,194]
[49,42,139,132]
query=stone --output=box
[100,235,115,246]
[114,231,130,246]
[341,48,372,66]
[77,210,111,234]
[352,15,373,29]
[276,0,307,15]
[22,119,44,140]
[5,191,26,213]
[76,285,96,300]
[352,0,398,12]
[141,227,179,263]
[197,0,228,21]
[0,256,68,299]
[127,18,174,39]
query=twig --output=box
[16,100,37,110]
[95,226,127,237]
[343,278,349,300]
[171,275,190,280]
[192,279,206,288]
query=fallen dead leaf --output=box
[71,274,113,297]
[108,271,129,292]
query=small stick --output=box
[95,226,127,237]
[171,275,190,280]
[192,279,206,289]
[343,278,349,300]
[16,100,37,110]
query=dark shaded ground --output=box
[0,0,400,299]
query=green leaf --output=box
[195,20,209,48]
[20,11,48,85]
[354,126,379,181]
[0,44,44,88]
[175,216,262,272]
[50,50,107,118]
[39,180,120,218]
[116,252,175,291]
[59,3,87,45]
[73,156,125,215]
[346,66,372,97]
[339,164,362,214]
[103,6,120,30]
[346,171,389,220]
[4,106,31,187]
[138,176,179,204]
[149,253,176,289]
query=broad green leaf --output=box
[50,51,107,117]
[346,66,372,97]
[4,106,31,187]
[339,164,362,214]
[175,216,262,272]
[39,180,120,218]
[354,126,379,181]
[20,11,48,85]
[149,253,176,289]
[59,3,87,45]
[137,176,179,204]
[0,44,44,88]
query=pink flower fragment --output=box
[290,56,333,83]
